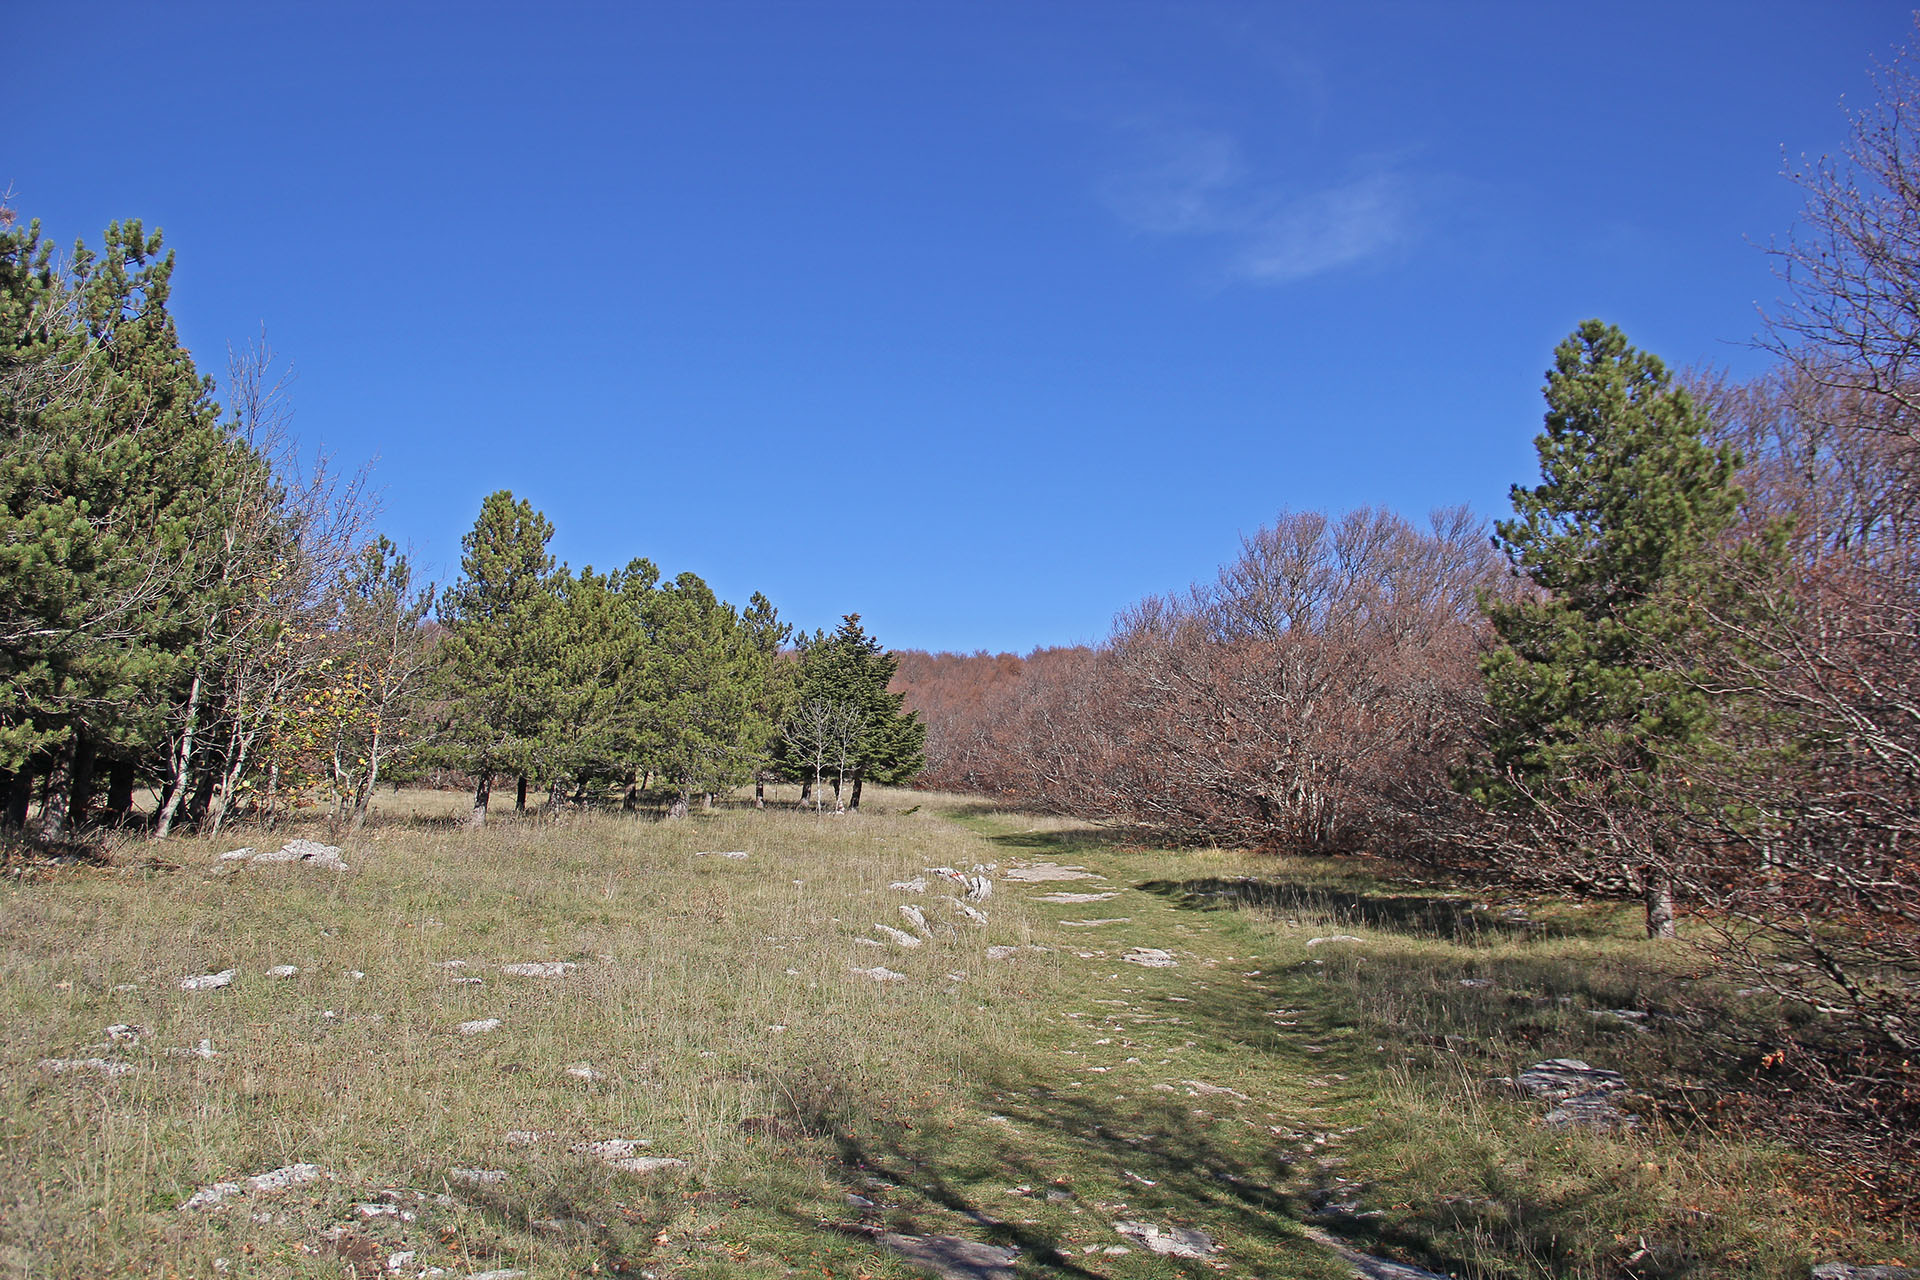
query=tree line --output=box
[894,43,1920,1175]
[0,211,922,838]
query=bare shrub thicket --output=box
[898,508,1503,853]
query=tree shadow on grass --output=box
[1135,875,1603,943]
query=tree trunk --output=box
[622,781,638,812]
[470,772,492,828]
[800,777,812,804]
[1642,868,1677,939]
[753,776,765,809]
[703,792,713,812]
[106,760,135,825]
[4,764,32,828]
[516,774,527,812]
[155,668,204,838]
[187,769,215,828]
[668,784,690,820]
[36,738,75,840]
[849,771,864,812]
[66,733,97,830]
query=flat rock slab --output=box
[1032,891,1120,903]
[891,877,929,892]
[1516,1059,1627,1100]
[875,924,923,948]
[449,1168,507,1185]
[852,965,907,982]
[1303,1228,1452,1280]
[1123,948,1178,968]
[500,961,575,977]
[878,1232,1019,1280]
[181,1163,326,1210]
[267,965,299,978]
[180,970,235,991]
[1813,1266,1920,1280]
[1061,918,1130,927]
[1114,1220,1218,1259]
[457,1018,502,1035]
[1002,863,1102,882]
[39,1057,135,1077]
[1306,935,1365,948]
[693,850,749,859]
[225,840,348,871]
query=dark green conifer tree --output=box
[1471,321,1742,937]
[435,491,563,826]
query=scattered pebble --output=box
[180,970,235,991]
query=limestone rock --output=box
[456,1018,502,1035]
[1002,862,1100,883]
[1123,948,1177,968]
[1307,935,1365,948]
[1113,1221,1217,1259]
[500,961,575,977]
[875,924,923,948]
[180,970,235,991]
[852,965,907,982]
[878,1232,1019,1280]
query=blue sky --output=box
[6,2,1909,653]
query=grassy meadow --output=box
[2,791,1911,1279]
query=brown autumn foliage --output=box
[896,507,1505,855]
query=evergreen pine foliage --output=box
[1471,320,1745,935]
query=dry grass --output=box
[1,794,1909,1278]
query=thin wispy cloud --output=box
[1101,125,1417,285]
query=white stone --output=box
[1031,892,1118,903]
[1305,935,1364,948]
[1002,863,1100,883]
[890,877,929,893]
[564,1063,604,1081]
[39,1057,135,1077]
[457,1018,502,1035]
[104,1023,146,1042]
[985,946,1020,960]
[1123,948,1177,968]
[180,970,235,991]
[875,924,923,948]
[500,961,575,977]
[900,905,929,934]
[1061,918,1130,927]
[449,1168,507,1185]
[267,965,299,978]
[1113,1220,1217,1258]
[851,965,906,982]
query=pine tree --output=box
[1472,321,1742,937]
[435,491,563,826]
[640,572,762,818]
[0,216,238,837]
[777,616,924,811]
